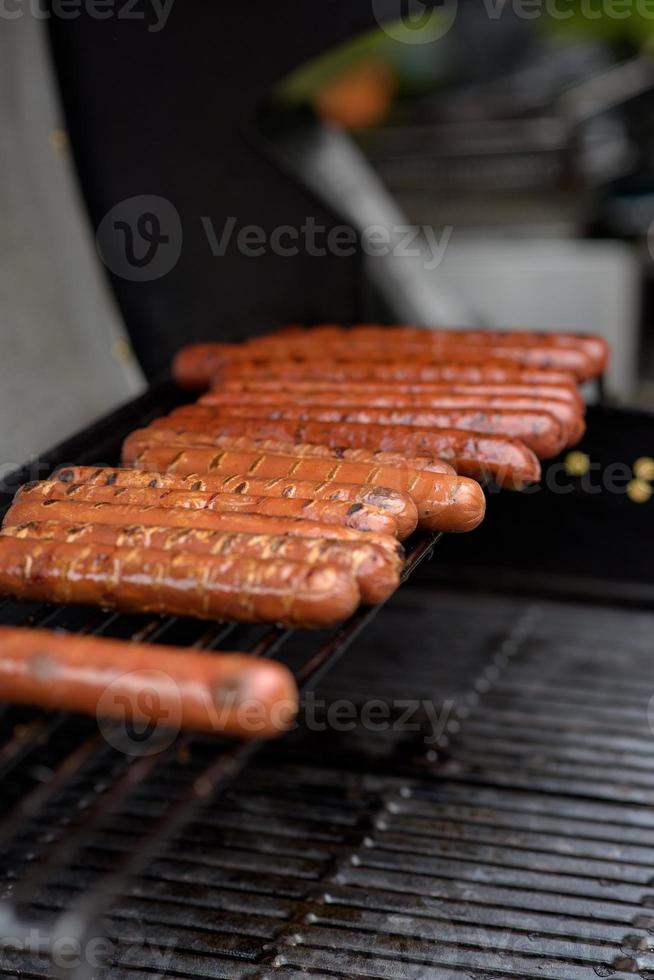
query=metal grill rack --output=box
[0,381,440,978]
[4,588,654,979]
[2,383,651,980]
[265,592,654,980]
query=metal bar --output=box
[29,535,440,979]
[191,622,238,650]
[8,741,179,910]
[0,734,102,851]
[297,533,439,690]
[0,375,445,979]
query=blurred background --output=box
[3,0,654,460]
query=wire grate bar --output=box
[16,537,438,978]
[0,385,444,979]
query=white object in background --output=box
[0,18,144,468]
[413,239,638,401]
[279,124,471,327]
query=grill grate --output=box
[2,591,654,977]
[1,386,653,979]
[0,382,440,978]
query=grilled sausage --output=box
[125,445,480,531]
[200,390,584,446]
[173,330,600,383]
[52,466,418,538]
[217,377,585,410]
[16,481,403,537]
[173,340,594,385]
[131,416,540,487]
[233,338,595,381]
[367,324,608,371]
[242,332,598,380]
[267,324,609,375]
[51,465,480,534]
[2,522,401,604]
[122,429,456,475]
[3,499,403,558]
[218,358,579,388]
[173,342,246,389]
[0,626,298,737]
[163,402,566,460]
[121,443,467,527]
[0,538,360,627]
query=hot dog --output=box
[0,538,360,627]
[200,390,584,446]
[2,522,401,604]
[0,626,298,737]
[4,499,403,557]
[52,466,418,538]
[52,465,482,533]
[16,481,403,537]
[173,341,594,386]
[242,333,599,379]
[216,377,584,410]
[217,358,579,388]
[121,442,470,527]
[122,430,456,476]
[266,324,609,374]
[215,337,595,380]
[163,402,566,459]
[173,343,245,389]
[132,416,540,487]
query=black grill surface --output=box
[1,588,654,979]
[0,385,652,979]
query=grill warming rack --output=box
[0,380,440,979]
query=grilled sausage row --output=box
[173,325,607,388]
[137,413,541,488]
[16,479,408,538]
[121,432,457,476]
[200,385,585,444]
[53,464,483,534]
[0,322,602,736]
[270,323,608,372]
[2,520,402,604]
[0,536,362,627]
[172,401,567,459]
